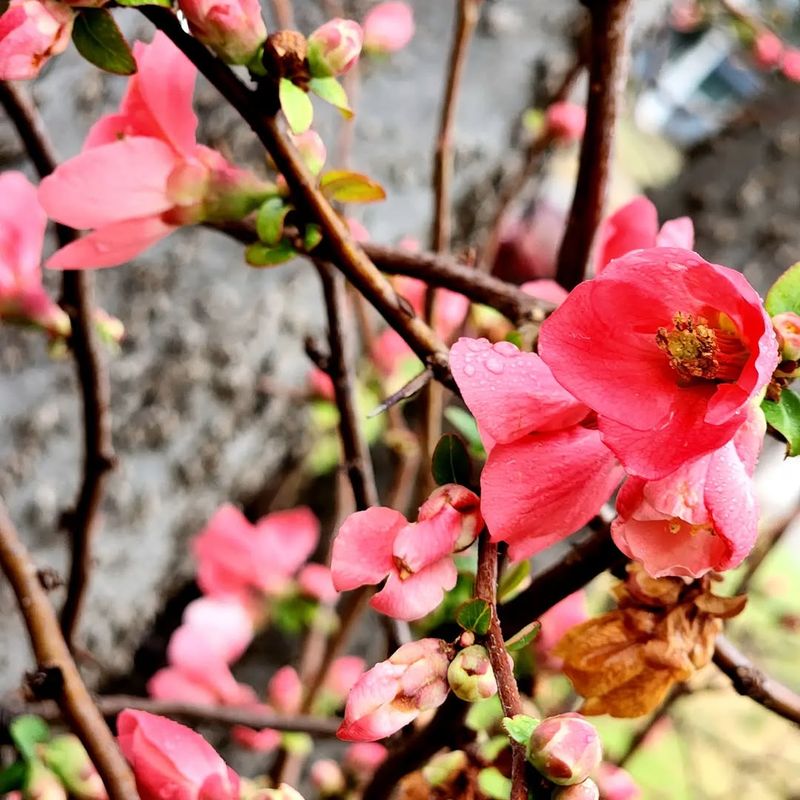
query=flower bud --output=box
[418,484,483,550]
[447,645,498,702]
[363,2,414,54]
[177,0,266,65]
[307,18,363,77]
[783,48,800,82]
[773,312,800,361]
[309,760,345,796]
[23,760,67,800]
[289,130,327,176]
[552,778,600,800]
[545,102,586,143]
[344,742,387,779]
[263,785,305,800]
[422,750,468,787]
[43,736,107,800]
[93,309,124,347]
[595,763,641,800]
[527,713,602,786]
[268,666,302,714]
[753,31,783,69]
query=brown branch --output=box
[475,534,527,800]
[554,0,633,290]
[712,636,800,726]
[269,0,294,29]
[0,500,136,799]
[10,695,341,738]
[0,81,115,649]
[140,7,455,390]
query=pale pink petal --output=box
[231,726,281,752]
[331,507,405,591]
[595,197,658,273]
[181,597,254,663]
[370,557,457,621]
[324,656,366,698]
[252,507,320,578]
[193,504,255,598]
[450,338,589,444]
[520,279,569,307]
[83,113,136,150]
[363,1,414,53]
[147,668,220,705]
[344,742,388,775]
[656,217,694,250]
[44,216,176,270]
[391,506,462,573]
[297,563,338,601]
[268,667,302,714]
[0,172,46,286]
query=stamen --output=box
[393,555,413,580]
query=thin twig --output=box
[554,0,633,289]
[0,500,136,799]
[0,81,115,649]
[712,636,800,726]
[475,534,527,800]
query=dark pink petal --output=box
[231,726,281,752]
[252,507,320,579]
[595,197,658,273]
[520,279,569,306]
[370,558,457,621]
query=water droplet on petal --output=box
[492,341,517,356]
[485,357,504,374]
[463,363,476,376]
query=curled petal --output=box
[370,557,457,621]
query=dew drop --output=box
[463,363,476,376]
[467,339,485,352]
[492,341,517,356]
[485,357,504,374]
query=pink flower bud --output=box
[177,0,266,65]
[289,130,327,177]
[363,2,414,54]
[0,0,73,80]
[307,18,363,77]
[773,312,800,361]
[782,48,800,81]
[447,644,498,702]
[545,102,586,143]
[552,778,600,800]
[323,655,366,701]
[595,763,641,800]
[527,713,602,786]
[231,725,281,753]
[337,639,452,741]
[93,309,124,346]
[753,31,783,69]
[310,759,346,795]
[43,735,107,800]
[418,484,483,550]
[24,761,67,800]
[268,666,303,714]
[344,742,388,779]
[308,367,335,400]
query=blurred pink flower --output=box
[307,18,363,77]
[782,48,800,81]
[268,666,303,714]
[595,763,641,800]
[363,2,414,54]
[0,0,73,80]
[297,563,338,602]
[344,742,388,779]
[308,366,336,401]
[753,31,783,69]
[536,591,589,668]
[545,101,586,143]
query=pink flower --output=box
[297,563,338,602]
[178,0,266,65]
[528,713,603,786]
[39,32,269,270]
[323,655,366,701]
[194,504,320,604]
[344,743,387,778]
[782,48,800,81]
[337,639,452,741]
[545,102,586,143]
[753,31,783,69]
[773,311,800,361]
[308,366,336,401]
[363,2,414,54]
[536,591,589,668]
[611,404,765,578]
[0,0,73,80]
[595,197,694,275]
[307,18,363,77]
[538,248,779,479]
[595,763,641,800]
[0,171,69,336]
[230,725,281,753]
[268,666,303,714]
[450,337,624,560]
[331,486,482,620]
[117,710,240,800]
[521,279,568,307]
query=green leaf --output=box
[279,78,313,134]
[466,695,503,732]
[761,389,800,456]
[114,0,170,7]
[444,406,486,460]
[456,598,492,635]
[71,9,136,75]
[497,560,531,604]
[431,433,472,487]
[245,241,297,267]
[304,223,323,251]
[477,767,511,800]
[504,620,541,652]
[309,76,353,117]
[766,262,800,317]
[256,198,292,246]
[0,762,27,793]
[502,714,539,746]
[319,170,386,204]
[281,732,312,755]
[10,716,50,761]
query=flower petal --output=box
[595,197,658,273]
[370,557,457,621]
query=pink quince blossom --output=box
[753,31,783,69]
[363,2,414,54]
[268,666,303,714]
[0,171,69,336]
[450,337,624,560]
[194,504,320,605]
[345,742,388,779]
[0,0,73,80]
[307,18,363,77]
[595,763,641,800]
[545,102,586,143]
[595,197,694,275]
[612,404,765,578]
[331,485,482,620]
[39,32,269,270]
[538,247,779,480]
[535,590,589,669]
[118,710,240,800]
[297,562,338,601]
[782,48,800,81]
[337,639,452,741]
[178,0,266,65]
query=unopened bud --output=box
[527,713,602,786]
[773,312,800,362]
[307,18,363,77]
[363,2,414,54]
[23,760,67,800]
[447,645,498,702]
[93,309,124,346]
[545,102,586,143]
[418,484,483,550]
[177,0,266,65]
[289,130,327,176]
[43,736,106,800]
[753,31,783,69]
[552,778,600,800]
[309,760,345,795]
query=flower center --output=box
[656,312,748,384]
[393,555,414,580]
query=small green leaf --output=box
[72,9,136,75]
[245,241,297,267]
[444,406,486,459]
[456,598,492,635]
[504,620,541,652]
[319,170,386,204]
[431,433,472,486]
[304,223,323,251]
[114,0,171,7]
[281,732,312,755]
[10,716,50,761]
[762,389,800,456]
[279,78,313,134]
[477,767,511,800]
[505,330,523,349]
[497,560,531,604]
[502,714,539,746]
[766,262,800,317]
[466,695,503,732]
[309,76,353,117]
[0,762,27,793]
[256,198,292,246]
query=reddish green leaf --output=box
[319,170,386,204]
